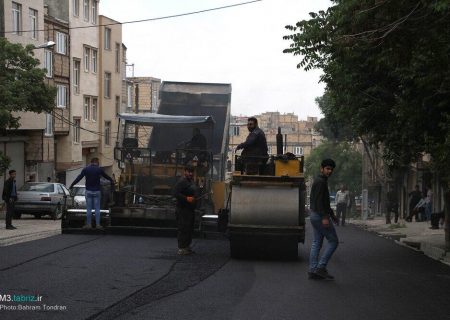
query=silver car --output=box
[14,182,73,219]
[71,185,86,208]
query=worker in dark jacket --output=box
[2,170,18,230]
[173,166,198,255]
[69,158,114,229]
[309,159,338,280]
[236,117,268,174]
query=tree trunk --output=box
[445,188,450,252]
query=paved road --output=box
[1,225,449,320]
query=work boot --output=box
[315,267,334,280]
[308,271,322,280]
[177,248,192,255]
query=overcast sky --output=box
[99,0,331,119]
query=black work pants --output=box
[336,203,347,226]
[176,206,195,249]
[5,200,15,227]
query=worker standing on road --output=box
[308,159,339,280]
[69,158,115,230]
[2,170,18,230]
[236,117,268,174]
[173,166,198,255]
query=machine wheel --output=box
[13,211,22,219]
[34,213,42,219]
[52,204,63,220]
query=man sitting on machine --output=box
[236,117,268,175]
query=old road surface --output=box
[1,224,449,320]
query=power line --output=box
[3,0,263,34]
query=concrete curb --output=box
[350,219,449,266]
[0,230,60,247]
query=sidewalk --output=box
[0,211,61,246]
[349,216,449,266]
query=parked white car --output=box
[14,182,73,219]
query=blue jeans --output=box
[309,212,339,272]
[85,190,101,226]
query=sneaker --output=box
[6,225,17,230]
[82,224,92,229]
[95,225,104,230]
[315,267,335,280]
[177,248,191,255]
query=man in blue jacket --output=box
[69,158,115,229]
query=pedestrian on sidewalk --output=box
[308,158,339,280]
[407,185,422,221]
[173,165,198,255]
[69,158,115,229]
[335,184,350,226]
[2,170,18,230]
[425,186,433,221]
[386,189,399,224]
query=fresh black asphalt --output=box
[0,224,449,320]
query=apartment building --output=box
[1,0,49,189]
[98,15,122,176]
[45,0,101,184]
[44,11,70,183]
[126,77,161,113]
[228,112,323,171]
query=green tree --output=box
[284,0,450,249]
[0,38,56,174]
[305,141,362,194]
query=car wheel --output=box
[13,211,22,219]
[34,214,42,219]
[52,204,63,220]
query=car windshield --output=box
[20,183,54,192]
[72,187,86,196]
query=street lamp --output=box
[34,41,56,49]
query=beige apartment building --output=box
[98,15,122,176]
[127,77,161,113]
[1,0,49,190]
[45,0,101,185]
[228,112,323,171]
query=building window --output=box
[231,126,240,136]
[44,50,52,77]
[294,146,304,156]
[73,59,80,93]
[84,46,90,72]
[56,32,67,55]
[73,118,80,143]
[104,121,111,145]
[83,0,89,21]
[45,113,53,136]
[91,49,97,73]
[56,85,67,108]
[115,96,120,115]
[29,8,38,40]
[92,98,97,122]
[104,72,111,98]
[127,84,132,108]
[84,96,90,121]
[115,43,120,73]
[73,0,79,17]
[91,0,98,24]
[12,2,22,35]
[104,28,111,50]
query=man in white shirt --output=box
[335,184,350,226]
